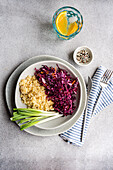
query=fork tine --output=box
[102,71,107,83]
[106,70,113,82]
[101,70,107,83]
[104,70,110,83]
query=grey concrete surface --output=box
[0,0,113,170]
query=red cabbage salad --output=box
[34,65,79,116]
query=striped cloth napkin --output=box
[60,66,113,146]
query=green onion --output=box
[10,115,29,121]
[10,108,62,131]
[20,119,40,131]
[17,117,38,124]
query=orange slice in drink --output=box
[56,11,79,36]
[67,22,78,36]
[56,11,68,36]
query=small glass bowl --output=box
[52,6,83,40]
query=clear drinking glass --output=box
[52,6,83,40]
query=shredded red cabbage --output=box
[34,65,79,116]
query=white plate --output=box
[6,55,86,136]
[15,60,81,130]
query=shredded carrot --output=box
[52,73,56,78]
[55,67,57,74]
[46,71,49,74]
[72,80,76,85]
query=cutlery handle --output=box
[81,101,88,142]
[92,87,102,115]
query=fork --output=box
[92,69,113,114]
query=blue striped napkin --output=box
[60,66,113,146]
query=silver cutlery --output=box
[81,76,92,142]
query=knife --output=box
[81,76,92,142]
[87,76,92,97]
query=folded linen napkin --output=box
[60,66,113,146]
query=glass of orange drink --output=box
[52,6,83,40]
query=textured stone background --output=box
[0,0,113,170]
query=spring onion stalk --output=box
[17,111,59,117]
[20,119,41,131]
[17,117,38,124]
[17,116,47,124]
[10,115,30,121]
[10,108,62,131]
[13,108,58,114]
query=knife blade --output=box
[81,76,92,142]
[87,76,92,97]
